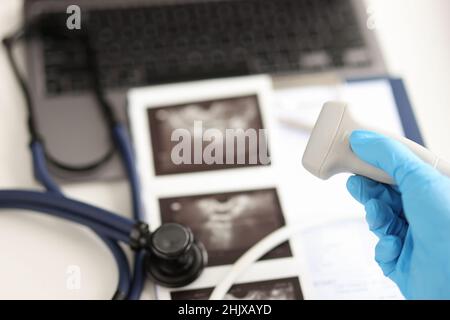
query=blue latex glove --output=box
[346,130,450,300]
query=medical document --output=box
[298,218,403,300]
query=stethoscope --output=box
[1,17,312,301]
[1,18,207,300]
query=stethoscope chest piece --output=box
[145,223,207,288]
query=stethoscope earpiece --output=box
[145,223,207,288]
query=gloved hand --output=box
[346,130,450,300]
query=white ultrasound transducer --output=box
[302,101,450,184]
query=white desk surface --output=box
[0,0,449,299]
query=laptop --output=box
[23,0,385,182]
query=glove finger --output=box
[375,235,402,276]
[365,199,408,239]
[349,130,439,192]
[347,175,402,214]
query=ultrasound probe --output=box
[302,101,450,184]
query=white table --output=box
[0,0,449,299]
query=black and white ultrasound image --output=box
[159,188,292,267]
[147,95,269,175]
[171,277,303,300]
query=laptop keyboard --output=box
[40,0,370,95]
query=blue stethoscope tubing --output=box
[0,124,145,299]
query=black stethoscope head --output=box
[145,223,207,288]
